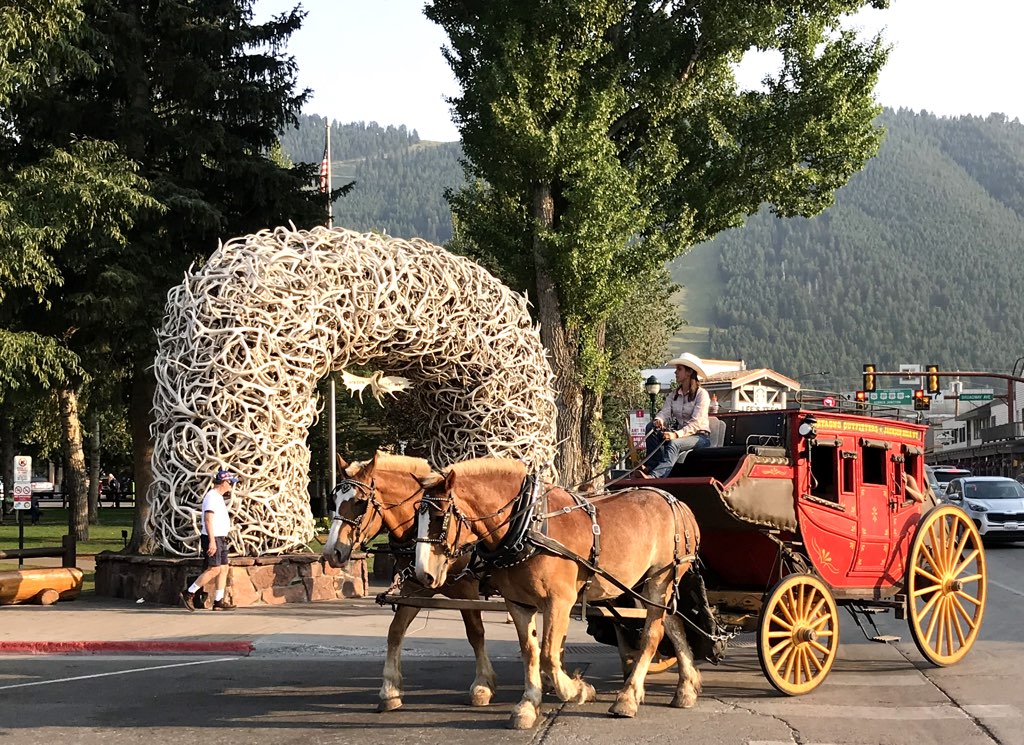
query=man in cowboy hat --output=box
[643,353,712,478]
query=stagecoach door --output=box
[850,439,919,586]
[885,446,925,583]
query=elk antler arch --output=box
[146,226,558,556]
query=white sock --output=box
[188,583,200,594]
[214,589,225,602]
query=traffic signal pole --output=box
[865,370,1024,422]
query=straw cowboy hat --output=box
[666,352,707,380]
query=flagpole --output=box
[326,120,333,229]
[326,118,337,493]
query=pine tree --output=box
[9,0,325,551]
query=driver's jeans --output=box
[644,424,711,478]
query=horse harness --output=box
[419,473,698,614]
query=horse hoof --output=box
[470,687,493,707]
[670,688,698,709]
[608,700,637,718]
[574,682,596,704]
[508,711,537,729]
[377,697,403,713]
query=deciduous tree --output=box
[428,0,888,483]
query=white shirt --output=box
[656,386,711,438]
[200,488,231,537]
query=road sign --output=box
[822,396,837,407]
[867,389,915,404]
[899,363,922,387]
[960,392,994,401]
[13,455,31,510]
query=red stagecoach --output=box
[610,403,987,695]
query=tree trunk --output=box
[581,321,607,490]
[531,183,585,486]
[0,407,12,525]
[88,414,101,524]
[56,387,89,542]
[127,366,157,554]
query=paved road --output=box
[0,544,1021,744]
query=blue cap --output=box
[215,469,239,484]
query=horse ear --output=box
[415,472,445,491]
[336,454,349,472]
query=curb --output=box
[0,640,254,656]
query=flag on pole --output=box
[319,141,330,193]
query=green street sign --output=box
[867,389,914,404]
[959,392,993,401]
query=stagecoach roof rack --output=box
[789,389,922,423]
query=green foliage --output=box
[425,0,889,472]
[428,0,888,321]
[675,109,1024,387]
[603,269,681,455]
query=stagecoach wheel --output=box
[906,504,987,666]
[757,573,839,696]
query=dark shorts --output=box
[200,535,229,568]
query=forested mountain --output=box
[279,114,463,244]
[282,109,1024,387]
[670,108,1024,386]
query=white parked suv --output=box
[928,465,972,497]
[944,476,1024,543]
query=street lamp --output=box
[645,375,662,423]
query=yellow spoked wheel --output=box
[906,504,987,666]
[757,574,839,696]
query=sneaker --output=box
[193,589,208,610]
[179,591,196,612]
[212,599,236,611]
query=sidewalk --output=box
[0,574,606,659]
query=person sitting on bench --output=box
[643,353,712,478]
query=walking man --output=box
[180,469,238,611]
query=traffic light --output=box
[913,389,931,411]
[854,390,868,410]
[926,364,940,395]
[863,364,876,393]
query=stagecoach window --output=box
[842,454,854,494]
[810,444,839,503]
[861,447,886,486]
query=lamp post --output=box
[645,375,662,423]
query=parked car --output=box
[30,476,55,498]
[944,476,1024,543]
[928,465,972,496]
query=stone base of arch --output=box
[94,552,366,607]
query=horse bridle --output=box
[330,478,382,548]
[415,492,472,560]
[416,484,530,561]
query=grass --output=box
[0,507,134,555]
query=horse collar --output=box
[473,473,541,569]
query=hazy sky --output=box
[254,1,1024,142]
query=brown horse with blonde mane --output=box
[321,452,496,712]
[414,457,702,729]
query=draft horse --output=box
[321,452,497,711]
[414,457,702,729]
